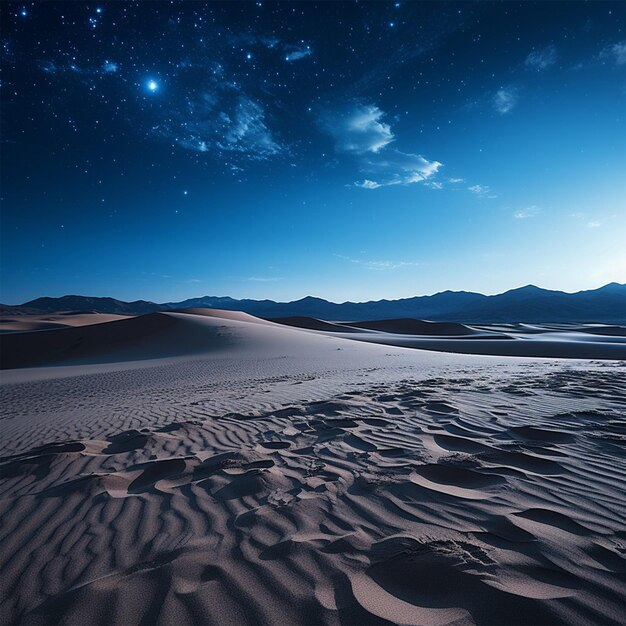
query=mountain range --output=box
[2,283,625,324]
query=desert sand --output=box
[0,310,624,625]
[0,312,130,334]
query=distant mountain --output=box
[3,283,625,324]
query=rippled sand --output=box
[1,312,624,625]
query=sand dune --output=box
[343,318,481,335]
[339,332,626,359]
[1,309,625,625]
[268,316,365,333]
[2,310,623,369]
[0,312,129,334]
[169,308,276,325]
[269,315,625,360]
[0,310,369,370]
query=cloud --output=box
[363,260,417,270]
[448,177,464,183]
[284,45,312,62]
[493,87,517,114]
[356,179,382,189]
[600,41,626,65]
[320,103,394,154]
[220,97,280,156]
[371,151,441,178]
[514,205,541,219]
[245,276,284,282]
[158,90,281,160]
[525,45,557,70]
[335,254,419,270]
[570,212,610,229]
[40,57,120,77]
[468,184,496,198]
[319,102,442,190]
[36,38,285,161]
[355,149,442,188]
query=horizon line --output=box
[6,281,624,308]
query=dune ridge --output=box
[0,312,129,334]
[342,318,480,335]
[1,309,624,370]
[0,310,357,370]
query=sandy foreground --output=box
[0,311,625,625]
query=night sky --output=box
[1,1,625,304]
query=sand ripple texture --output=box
[1,356,625,626]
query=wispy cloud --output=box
[525,45,557,71]
[40,57,120,77]
[102,61,118,73]
[468,184,496,198]
[39,46,284,161]
[355,150,442,188]
[245,276,285,282]
[363,260,418,270]
[570,212,612,230]
[334,254,420,270]
[321,103,394,154]
[320,102,442,190]
[514,205,541,219]
[157,90,281,160]
[493,87,518,114]
[284,44,312,62]
[600,41,626,65]
[221,97,280,156]
[356,179,383,189]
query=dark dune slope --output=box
[268,316,364,333]
[0,313,232,369]
[344,318,479,335]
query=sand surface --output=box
[0,312,130,334]
[0,310,625,625]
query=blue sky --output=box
[1,1,625,303]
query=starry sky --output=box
[1,1,625,304]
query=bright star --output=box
[147,80,158,92]
[20,8,27,16]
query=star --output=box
[147,80,158,92]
